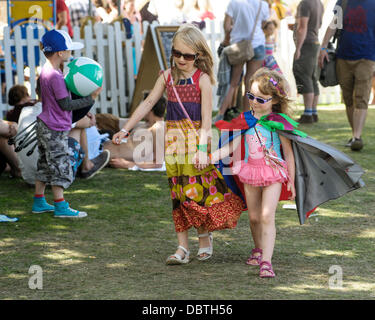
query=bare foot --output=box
[247,252,262,265]
[197,233,212,259]
[109,158,134,169]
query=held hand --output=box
[287,182,296,201]
[318,50,329,69]
[193,150,210,171]
[112,130,127,145]
[91,86,103,100]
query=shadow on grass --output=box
[0,108,374,299]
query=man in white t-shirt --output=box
[215,0,269,119]
[147,0,184,25]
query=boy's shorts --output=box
[36,119,74,189]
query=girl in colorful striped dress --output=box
[113,24,245,265]
[262,20,282,74]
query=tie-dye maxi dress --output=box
[162,69,245,233]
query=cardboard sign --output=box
[129,25,179,114]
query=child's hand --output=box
[86,112,96,127]
[287,182,296,200]
[112,130,127,145]
[91,86,103,100]
[193,150,210,171]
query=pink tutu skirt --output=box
[232,157,289,187]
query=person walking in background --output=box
[292,0,324,124]
[56,0,74,37]
[138,0,158,24]
[262,20,282,74]
[66,0,99,28]
[214,0,269,122]
[147,0,185,25]
[196,0,215,21]
[370,72,375,106]
[112,24,245,265]
[319,0,375,151]
[94,0,119,23]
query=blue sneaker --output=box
[54,201,87,218]
[32,197,55,213]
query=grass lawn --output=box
[0,105,374,300]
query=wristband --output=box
[197,144,208,152]
[120,128,130,138]
[208,153,212,162]
[321,47,328,52]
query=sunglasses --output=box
[172,48,198,61]
[246,92,272,104]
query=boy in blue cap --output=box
[32,29,102,218]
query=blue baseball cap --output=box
[41,29,84,52]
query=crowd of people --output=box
[0,0,373,278]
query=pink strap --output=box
[192,69,202,91]
[169,72,199,138]
[260,261,273,270]
[251,248,263,255]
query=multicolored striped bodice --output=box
[165,69,202,122]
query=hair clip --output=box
[269,77,286,96]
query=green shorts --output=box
[293,43,320,95]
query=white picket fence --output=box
[0,18,341,119]
[0,20,146,118]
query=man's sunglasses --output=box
[246,92,272,104]
[172,48,198,61]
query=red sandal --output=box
[246,248,263,266]
[259,261,275,278]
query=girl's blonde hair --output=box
[170,24,215,85]
[249,68,293,117]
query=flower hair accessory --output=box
[269,77,286,96]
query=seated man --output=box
[98,92,166,169]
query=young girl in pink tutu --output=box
[212,68,297,278]
[212,67,365,278]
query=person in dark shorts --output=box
[292,0,324,124]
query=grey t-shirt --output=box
[294,0,324,44]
